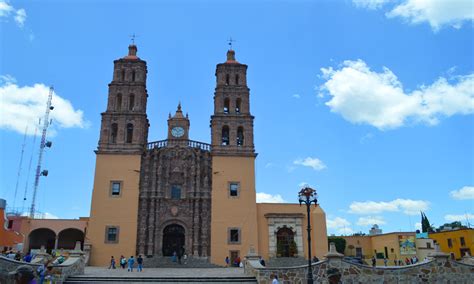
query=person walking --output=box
[109,256,116,269]
[128,256,135,272]
[383,257,388,266]
[225,256,230,267]
[183,253,188,265]
[137,255,143,272]
[120,255,126,269]
[371,256,376,267]
[172,251,177,262]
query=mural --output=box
[399,235,416,255]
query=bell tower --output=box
[210,49,259,265]
[87,44,149,266]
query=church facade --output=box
[86,44,328,266]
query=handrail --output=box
[147,139,211,151]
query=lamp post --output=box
[299,186,318,284]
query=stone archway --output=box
[57,228,84,250]
[28,228,56,253]
[162,224,185,256]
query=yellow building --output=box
[86,44,328,266]
[429,229,474,259]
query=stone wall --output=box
[246,250,474,283]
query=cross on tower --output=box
[129,33,138,44]
[228,37,236,50]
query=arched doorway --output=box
[28,228,56,253]
[57,228,84,250]
[276,227,296,257]
[162,224,185,256]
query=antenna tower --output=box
[12,126,28,211]
[22,126,38,213]
[29,86,54,218]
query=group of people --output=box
[3,251,33,263]
[108,255,144,272]
[224,255,242,267]
[371,255,420,267]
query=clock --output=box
[171,126,185,138]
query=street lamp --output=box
[299,186,318,284]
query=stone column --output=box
[54,236,59,250]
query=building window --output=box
[121,70,125,81]
[447,238,453,248]
[224,98,230,114]
[116,94,122,111]
[235,74,239,85]
[111,123,118,143]
[171,185,181,199]
[229,182,239,197]
[110,181,122,197]
[225,74,230,85]
[105,226,119,243]
[235,98,241,113]
[222,126,229,145]
[129,94,135,111]
[126,123,133,143]
[237,127,244,146]
[7,220,13,229]
[460,237,466,247]
[228,228,241,244]
[426,242,431,249]
[132,70,136,82]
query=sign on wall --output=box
[399,235,416,255]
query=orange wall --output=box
[0,208,23,250]
[86,154,141,266]
[210,156,259,265]
[429,229,474,259]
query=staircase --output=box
[143,256,221,268]
[65,275,258,283]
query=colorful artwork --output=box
[399,235,416,255]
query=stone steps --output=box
[65,276,257,283]
[142,256,220,268]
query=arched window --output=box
[132,70,136,82]
[222,126,229,145]
[171,185,181,199]
[116,94,122,111]
[225,74,230,85]
[235,98,241,113]
[111,123,118,143]
[276,228,296,257]
[126,123,133,143]
[237,127,244,146]
[235,74,239,85]
[121,70,125,81]
[224,98,230,114]
[129,94,135,111]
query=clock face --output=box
[171,126,185,138]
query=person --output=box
[109,256,116,269]
[172,251,177,262]
[128,256,135,272]
[56,255,65,264]
[312,256,319,263]
[234,256,241,267]
[120,255,126,269]
[183,253,188,265]
[272,275,279,284]
[405,257,410,265]
[23,252,32,263]
[225,256,230,267]
[137,255,143,272]
[383,257,388,266]
[177,250,182,264]
[7,251,16,259]
[9,265,37,284]
[259,257,266,267]
[371,256,376,267]
[327,267,342,284]
[15,251,22,261]
[37,262,46,284]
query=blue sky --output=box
[1,0,473,235]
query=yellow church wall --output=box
[210,156,259,266]
[86,154,141,266]
[429,229,474,259]
[256,203,327,260]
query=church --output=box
[85,44,328,266]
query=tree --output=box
[436,221,467,232]
[328,236,346,254]
[421,212,434,233]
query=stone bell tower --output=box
[210,49,259,264]
[87,44,149,266]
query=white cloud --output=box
[256,192,286,203]
[360,132,374,144]
[21,212,59,219]
[298,181,309,188]
[353,0,389,10]
[14,8,26,27]
[387,0,474,31]
[0,75,87,136]
[0,0,26,27]
[415,222,422,230]
[450,186,474,200]
[356,216,386,226]
[327,217,354,235]
[292,94,301,99]
[319,60,474,130]
[444,213,474,223]
[294,157,327,171]
[349,198,429,215]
